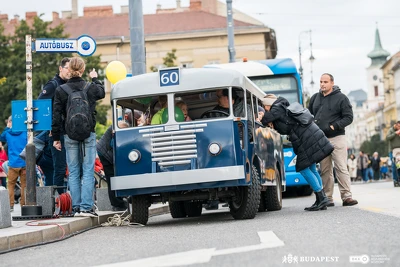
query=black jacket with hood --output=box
[52,77,105,141]
[262,97,334,172]
[308,85,353,138]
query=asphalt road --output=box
[1,181,399,267]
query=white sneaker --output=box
[80,210,98,217]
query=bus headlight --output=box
[128,150,141,163]
[288,155,297,167]
[208,143,221,155]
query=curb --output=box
[0,205,170,254]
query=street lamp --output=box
[298,30,315,90]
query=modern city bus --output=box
[204,58,313,196]
[110,68,285,225]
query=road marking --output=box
[97,231,284,267]
[362,206,384,213]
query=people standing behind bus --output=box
[308,73,358,207]
[96,125,127,211]
[385,120,400,187]
[176,101,192,121]
[0,116,27,212]
[38,57,70,194]
[371,152,381,181]
[151,95,168,125]
[366,153,374,181]
[262,94,333,211]
[52,57,105,217]
[347,154,357,182]
[0,141,8,188]
[357,151,369,182]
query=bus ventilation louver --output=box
[141,123,207,167]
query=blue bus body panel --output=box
[257,58,298,76]
[283,148,308,187]
[114,120,250,197]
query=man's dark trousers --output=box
[98,154,126,208]
[50,134,67,194]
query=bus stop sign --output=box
[33,35,96,57]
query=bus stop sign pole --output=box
[19,34,44,218]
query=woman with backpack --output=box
[52,57,105,217]
[261,94,334,211]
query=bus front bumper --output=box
[111,166,245,191]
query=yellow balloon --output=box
[105,61,127,84]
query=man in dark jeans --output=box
[96,126,126,210]
[38,58,70,194]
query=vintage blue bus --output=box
[204,58,313,196]
[110,68,285,225]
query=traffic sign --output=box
[159,68,180,87]
[11,99,52,131]
[33,35,96,57]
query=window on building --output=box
[374,86,378,97]
[181,62,193,68]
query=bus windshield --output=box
[249,75,299,104]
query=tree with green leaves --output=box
[360,134,388,156]
[0,16,105,132]
[150,48,177,72]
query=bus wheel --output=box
[169,201,187,218]
[184,201,203,217]
[258,191,267,212]
[265,168,282,211]
[229,166,261,219]
[129,195,149,225]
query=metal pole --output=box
[226,0,236,63]
[129,0,146,76]
[24,35,37,207]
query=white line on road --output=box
[97,231,284,267]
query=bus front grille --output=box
[141,124,207,167]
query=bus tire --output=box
[265,168,282,211]
[129,195,149,225]
[229,166,261,219]
[184,201,203,217]
[169,201,187,218]
[258,191,267,212]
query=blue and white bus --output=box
[110,68,285,225]
[204,58,313,196]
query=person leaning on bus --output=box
[261,94,333,211]
[151,95,168,125]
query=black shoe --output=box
[304,192,318,211]
[394,181,400,187]
[327,202,335,207]
[79,209,98,217]
[307,190,329,211]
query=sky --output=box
[1,0,400,95]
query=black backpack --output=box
[286,102,314,125]
[61,82,93,141]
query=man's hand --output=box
[53,141,62,151]
[330,125,335,130]
[89,68,98,79]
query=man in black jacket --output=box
[38,58,70,193]
[309,73,358,207]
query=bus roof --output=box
[203,58,298,77]
[111,68,266,100]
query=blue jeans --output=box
[64,132,96,211]
[361,169,368,182]
[50,134,67,194]
[299,163,323,192]
[389,152,398,182]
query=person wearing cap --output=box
[386,120,400,187]
[308,73,358,206]
[261,94,333,211]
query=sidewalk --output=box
[0,203,170,254]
